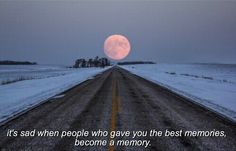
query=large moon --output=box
[104,34,131,60]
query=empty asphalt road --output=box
[0,67,235,151]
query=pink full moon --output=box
[104,34,131,60]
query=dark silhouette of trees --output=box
[0,60,37,65]
[74,59,83,68]
[88,59,93,67]
[117,61,155,65]
[73,56,110,68]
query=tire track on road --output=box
[53,70,113,151]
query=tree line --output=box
[73,56,110,68]
[0,60,37,65]
[117,61,155,65]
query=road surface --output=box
[0,67,235,151]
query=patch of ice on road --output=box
[0,66,110,123]
[121,64,236,122]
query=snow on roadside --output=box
[121,64,236,122]
[0,67,109,123]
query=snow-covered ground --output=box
[0,65,109,123]
[121,64,236,122]
[0,65,76,85]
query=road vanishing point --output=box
[0,67,235,151]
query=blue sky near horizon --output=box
[0,0,236,65]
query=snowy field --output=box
[121,64,236,122]
[0,65,76,85]
[0,65,109,123]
